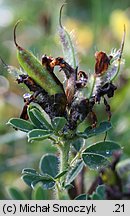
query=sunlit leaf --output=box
[31,108,52,130]
[27,129,52,142]
[7,118,36,132]
[28,107,46,129]
[22,168,39,176]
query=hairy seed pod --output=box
[13,21,65,96]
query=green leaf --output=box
[22,168,39,176]
[82,153,109,169]
[22,174,41,187]
[7,118,36,132]
[71,138,84,151]
[84,141,121,158]
[8,187,27,200]
[91,185,106,200]
[66,160,84,185]
[39,154,59,178]
[28,107,46,129]
[27,129,52,141]
[77,121,112,139]
[75,194,88,200]
[31,179,55,190]
[22,174,55,189]
[55,170,68,180]
[51,117,67,132]
[32,183,50,200]
[82,139,120,170]
[31,108,52,130]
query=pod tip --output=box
[59,3,67,28]
[14,20,23,49]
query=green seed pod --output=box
[14,21,64,96]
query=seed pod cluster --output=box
[14,21,65,96]
[13,21,68,120]
[2,10,124,131]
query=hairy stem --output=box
[59,140,70,179]
[55,139,70,199]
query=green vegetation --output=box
[0,0,130,200]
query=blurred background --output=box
[0,0,130,199]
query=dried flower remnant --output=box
[0,6,127,201]
[88,26,126,123]
[0,7,125,133]
[95,51,112,76]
